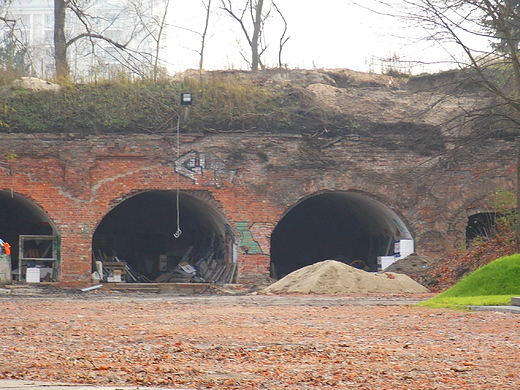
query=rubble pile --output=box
[262,260,429,294]
[384,253,433,275]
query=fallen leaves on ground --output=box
[0,295,519,389]
[411,230,516,292]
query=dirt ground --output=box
[0,291,518,390]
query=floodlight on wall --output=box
[180,92,193,105]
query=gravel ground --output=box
[0,292,518,389]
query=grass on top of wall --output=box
[0,74,357,135]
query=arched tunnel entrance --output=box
[92,190,237,284]
[0,191,59,281]
[466,212,498,243]
[270,191,413,279]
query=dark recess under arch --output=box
[270,191,412,279]
[92,190,237,283]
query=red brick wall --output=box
[0,133,515,283]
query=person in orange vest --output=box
[0,239,10,256]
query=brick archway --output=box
[92,190,238,283]
[0,190,59,280]
[270,191,413,278]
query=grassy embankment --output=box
[419,254,520,308]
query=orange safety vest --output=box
[3,242,10,256]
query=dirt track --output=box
[0,292,518,389]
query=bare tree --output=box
[220,0,270,71]
[2,0,162,80]
[199,0,212,72]
[272,2,288,68]
[250,0,264,71]
[0,1,28,75]
[376,0,520,249]
[54,0,68,79]
[57,0,147,79]
[0,1,15,27]
[129,0,171,82]
[163,0,214,79]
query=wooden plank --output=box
[226,263,238,284]
[155,246,193,282]
[209,264,226,283]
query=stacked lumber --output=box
[198,260,237,284]
[93,245,237,284]
[94,251,149,283]
[154,245,237,284]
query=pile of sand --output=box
[262,260,429,294]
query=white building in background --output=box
[2,0,54,76]
[5,0,165,80]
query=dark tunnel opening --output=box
[0,191,59,281]
[92,190,237,283]
[466,212,499,243]
[270,191,412,279]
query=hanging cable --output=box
[173,110,182,239]
[173,93,193,239]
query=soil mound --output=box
[384,253,433,275]
[262,260,429,294]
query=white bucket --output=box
[26,268,40,283]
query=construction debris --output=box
[261,260,430,294]
[80,284,103,292]
[94,245,237,284]
[94,251,150,283]
[383,253,433,274]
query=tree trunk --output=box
[54,0,68,79]
[199,0,212,74]
[251,0,264,72]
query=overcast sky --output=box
[163,0,461,75]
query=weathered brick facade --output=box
[0,132,515,284]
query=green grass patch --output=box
[0,74,356,135]
[419,254,520,308]
[417,295,514,309]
